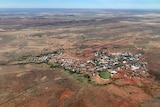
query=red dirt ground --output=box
[59,89,73,101]
[82,49,93,57]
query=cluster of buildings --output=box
[25,51,63,63]
[24,49,149,78]
[91,50,149,78]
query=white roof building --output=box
[108,69,117,74]
[131,65,140,71]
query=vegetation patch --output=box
[99,72,111,79]
[19,54,32,60]
[84,74,91,81]
[49,64,61,68]
[36,50,58,57]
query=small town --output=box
[20,49,150,79]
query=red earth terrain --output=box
[0,67,159,107]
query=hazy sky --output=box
[0,0,160,9]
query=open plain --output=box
[0,9,160,107]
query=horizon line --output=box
[0,7,160,10]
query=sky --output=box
[0,0,160,9]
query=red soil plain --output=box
[0,9,160,107]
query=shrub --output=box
[50,64,61,68]
[84,74,90,79]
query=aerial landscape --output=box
[0,0,160,107]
